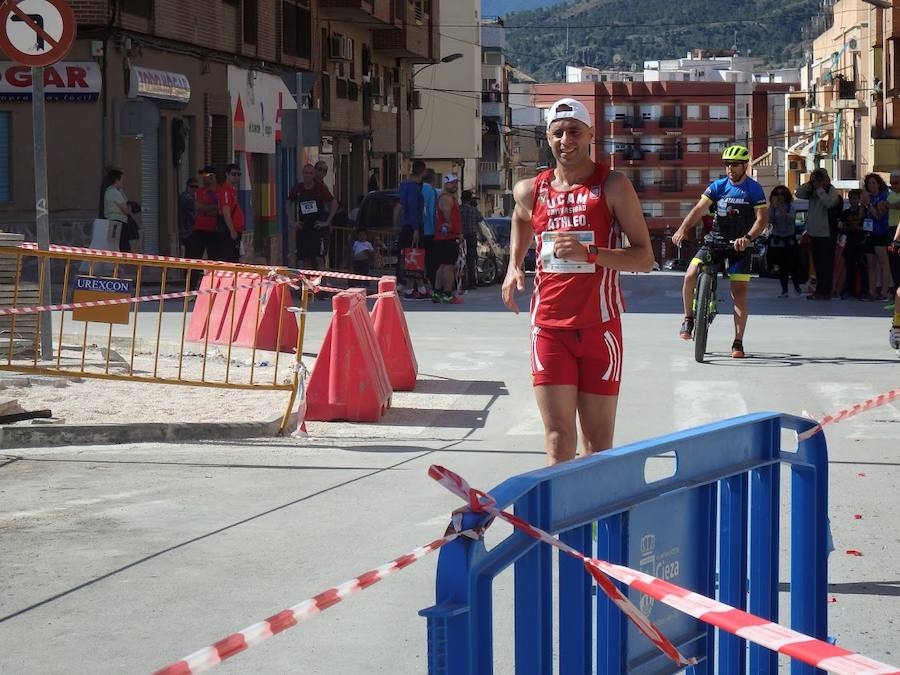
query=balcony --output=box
[659,115,683,129]
[659,148,683,161]
[622,116,644,129]
[373,12,434,60]
[623,147,645,161]
[319,0,391,25]
[482,99,503,121]
[479,161,502,189]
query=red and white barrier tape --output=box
[0,275,297,317]
[153,515,479,675]
[312,284,395,301]
[15,242,379,282]
[429,465,900,675]
[798,386,900,441]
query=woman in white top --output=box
[99,168,132,252]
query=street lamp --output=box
[413,52,464,78]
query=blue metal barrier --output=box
[419,413,829,674]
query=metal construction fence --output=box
[420,413,830,675]
[0,243,310,432]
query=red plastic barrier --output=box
[186,270,298,353]
[370,276,418,391]
[305,289,393,422]
[231,280,298,352]
[185,271,235,344]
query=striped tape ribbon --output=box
[153,516,478,675]
[798,386,900,441]
[429,465,900,675]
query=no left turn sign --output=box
[0,0,75,67]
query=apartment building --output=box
[0,0,439,263]
[479,17,512,216]
[412,0,481,191]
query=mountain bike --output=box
[691,233,741,363]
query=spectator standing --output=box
[421,168,439,291]
[766,185,801,297]
[433,174,463,304]
[795,168,840,300]
[348,195,363,226]
[838,189,869,299]
[217,163,244,262]
[177,177,198,256]
[886,169,900,297]
[396,159,426,289]
[368,168,380,192]
[185,167,221,263]
[861,172,891,300]
[459,189,482,291]
[288,164,337,270]
[315,160,329,186]
[98,168,133,252]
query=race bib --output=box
[540,231,595,274]
[300,200,319,216]
[863,218,874,232]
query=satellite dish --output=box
[612,53,623,65]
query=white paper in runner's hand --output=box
[541,231,595,274]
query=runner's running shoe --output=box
[679,318,694,340]
[449,295,464,305]
[731,339,745,359]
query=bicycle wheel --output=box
[694,271,714,363]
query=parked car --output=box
[485,216,536,272]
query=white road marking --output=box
[2,489,156,520]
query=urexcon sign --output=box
[71,276,134,325]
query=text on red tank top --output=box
[530,163,624,329]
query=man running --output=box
[672,145,768,358]
[502,97,654,465]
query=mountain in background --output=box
[504,0,826,81]
[482,0,568,17]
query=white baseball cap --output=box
[546,98,592,129]
[443,173,459,184]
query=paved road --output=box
[1,272,898,673]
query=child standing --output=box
[352,228,375,289]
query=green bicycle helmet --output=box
[721,145,751,162]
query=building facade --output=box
[479,17,512,216]
[412,0,481,191]
[0,0,439,264]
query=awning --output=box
[129,66,190,105]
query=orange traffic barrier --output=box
[370,276,417,391]
[186,270,298,353]
[305,289,392,422]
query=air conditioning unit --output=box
[329,35,353,62]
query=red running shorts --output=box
[530,316,623,396]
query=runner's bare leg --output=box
[682,262,699,318]
[577,393,618,454]
[534,385,579,465]
[730,280,749,341]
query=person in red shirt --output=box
[217,163,244,263]
[185,166,221,286]
[433,174,463,304]
[501,98,654,465]
[287,164,337,270]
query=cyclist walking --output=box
[672,145,768,358]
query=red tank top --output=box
[435,193,461,241]
[530,163,623,329]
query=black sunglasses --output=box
[229,171,241,176]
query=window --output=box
[709,136,730,152]
[687,104,701,119]
[709,105,730,120]
[0,112,9,203]
[680,201,695,216]
[122,0,152,18]
[643,136,663,153]
[282,0,311,59]
[687,169,702,184]
[640,168,661,184]
[640,104,661,120]
[642,201,663,217]
[685,137,702,152]
[243,0,257,45]
[603,139,628,153]
[604,104,628,121]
